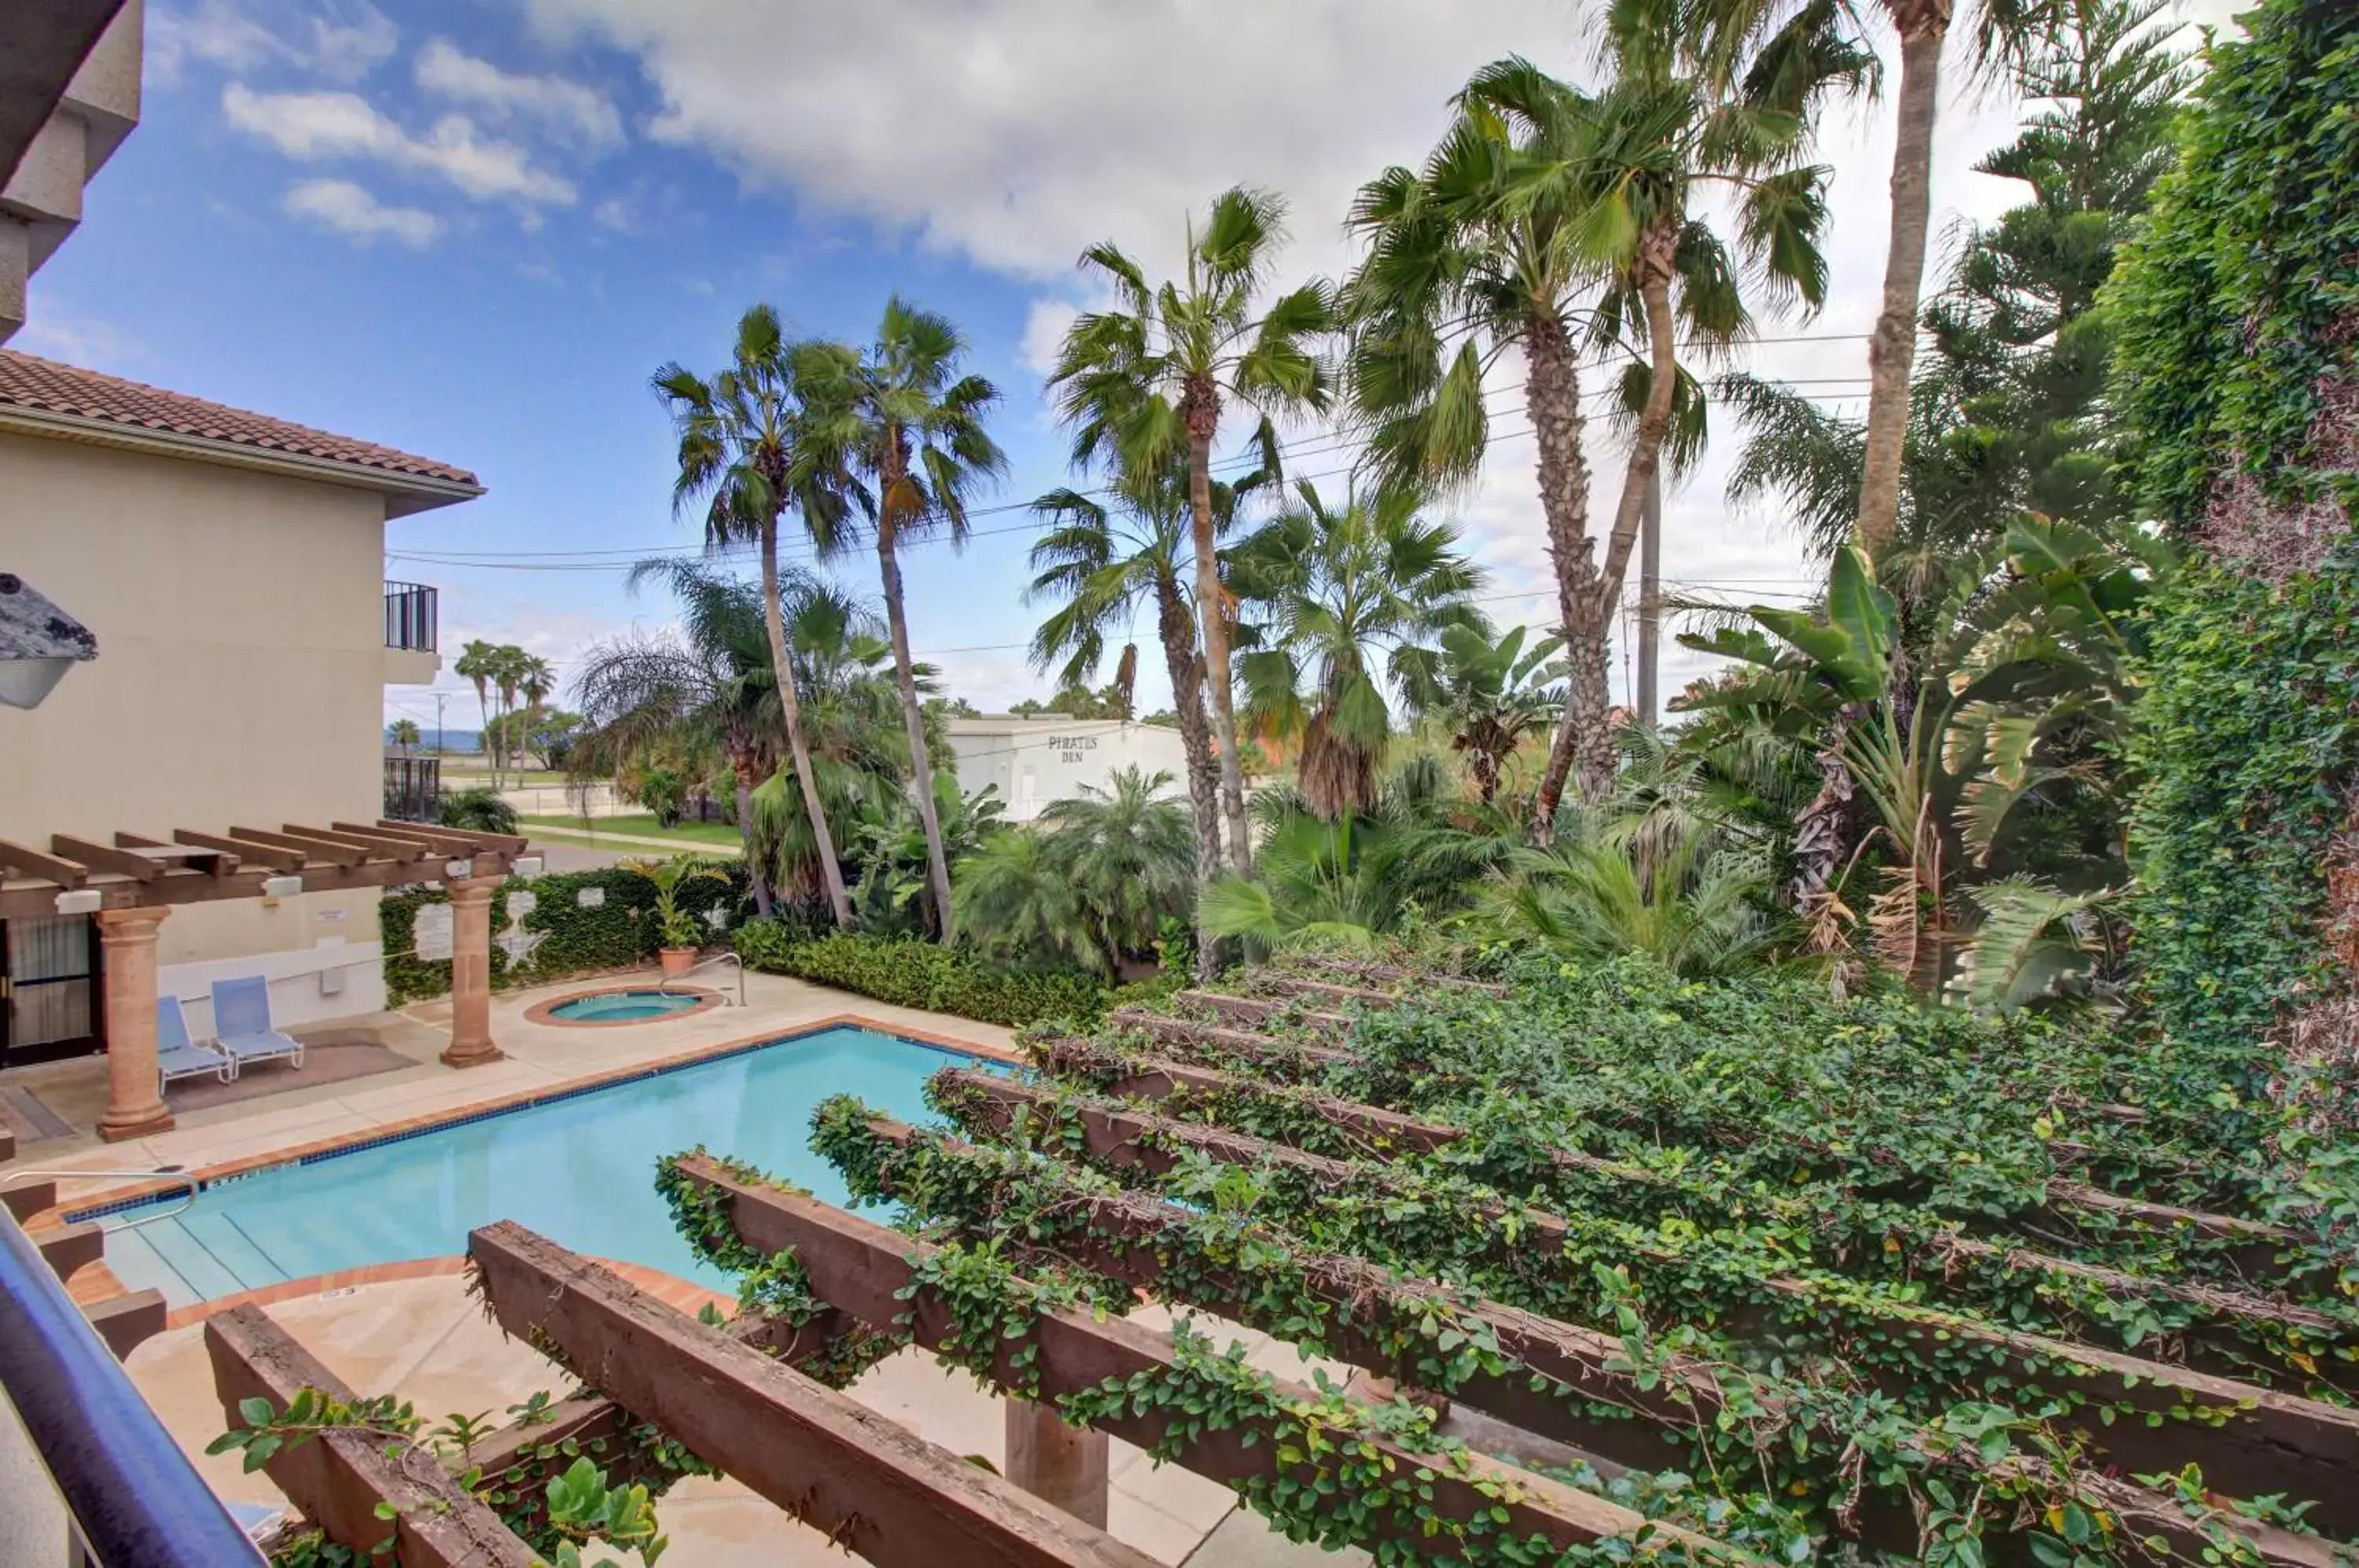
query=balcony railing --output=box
[385,581,438,653]
[0,1213,263,1565]
[384,754,442,823]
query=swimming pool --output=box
[87,1025,981,1309]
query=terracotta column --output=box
[1003,1399,1109,1527]
[440,876,505,1068]
[96,907,174,1143]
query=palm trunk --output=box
[878,521,956,940]
[1157,575,1226,983]
[1522,311,1608,841]
[1593,248,1680,606]
[1854,8,1947,561]
[733,760,773,920]
[1186,416,1253,874]
[761,525,856,930]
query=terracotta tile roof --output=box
[0,350,480,488]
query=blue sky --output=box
[19,0,2239,737]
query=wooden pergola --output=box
[0,819,533,1141]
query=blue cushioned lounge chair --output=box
[156,996,234,1095]
[209,976,305,1075]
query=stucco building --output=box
[944,715,1193,823]
[0,350,478,1067]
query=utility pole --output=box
[1635,471,1662,727]
[434,692,447,755]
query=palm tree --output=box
[1677,0,2044,561]
[1342,68,1614,829]
[654,304,857,930]
[489,645,529,776]
[570,557,815,918]
[517,654,554,770]
[1228,483,1485,820]
[1027,443,1279,970]
[1035,766,1198,978]
[953,829,1082,970]
[1432,624,1566,805]
[455,639,499,787]
[793,298,1007,942]
[1046,186,1337,873]
[388,718,421,758]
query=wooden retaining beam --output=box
[1106,1008,1356,1071]
[824,1112,2335,1568]
[939,1070,2359,1542]
[1033,1037,2351,1379]
[205,1304,539,1568]
[662,1156,1761,1566]
[1286,957,1508,996]
[1170,989,1353,1038]
[466,1220,1160,1568]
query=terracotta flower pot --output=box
[658,947,699,978]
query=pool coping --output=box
[523,983,724,1029]
[153,1253,734,1331]
[36,1011,1021,1235]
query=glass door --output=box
[2,914,102,1066]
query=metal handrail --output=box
[661,951,745,1008]
[14,1166,198,1232]
[0,1212,263,1564]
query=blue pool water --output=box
[89,1025,978,1308]
[547,990,705,1022]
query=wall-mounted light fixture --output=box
[512,856,544,879]
[0,573,99,710]
[444,859,473,881]
[53,889,101,915]
[262,875,304,899]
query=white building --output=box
[944,716,1192,823]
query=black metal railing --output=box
[384,754,442,822]
[384,581,438,653]
[0,1214,263,1565]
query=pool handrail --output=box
[17,1166,200,1234]
[662,951,745,1008]
[0,1207,265,1565]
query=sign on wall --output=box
[413,902,454,962]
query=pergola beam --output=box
[282,823,431,862]
[204,1305,539,1568]
[378,819,527,856]
[50,835,162,882]
[652,1166,1745,1565]
[945,1070,2359,1537]
[227,825,365,867]
[0,837,86,887]
[465,1221,1161,1568]
[173,828,303,872]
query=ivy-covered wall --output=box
[2111,0,2358,1101]
[382,864,751,1007]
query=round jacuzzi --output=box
[527,986,720,1028]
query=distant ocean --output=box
[385,727,484,754]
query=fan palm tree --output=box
[491,646,528,775]
[1027,441,1279,967]
[1676,0,2046,561]
[791,299,1007,942]
[517,654,554,768]
[1046,187,1337,873]
[1228,483,1486,820]
[454,639,499,786]
[654,304,856,930]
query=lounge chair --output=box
[156,996,234,1095]
[209,976,306,1076]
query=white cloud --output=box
[283,179,439,247]
[591,196,633,231]
[223,83,579,205]
[153,0,396,83]
[1018,297,1078,379]
[414,39,624,151]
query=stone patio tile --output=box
[1110,1485,1228,1565]
[1183,1509,1374,1566]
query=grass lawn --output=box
[519,813,744,848]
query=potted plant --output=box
[628,856,731,978]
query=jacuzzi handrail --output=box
[0,1209,266,1564]
[662,951,745,1008]
[16,1166,200,1233]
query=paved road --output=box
[529,841,631,873]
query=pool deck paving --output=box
[9,970,1368,1562]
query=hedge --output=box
[733,922,1157,1029]
[382,863,753,1007]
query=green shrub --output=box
[734,924,1117,1029]
[438,786,521,835]
[382,863,753,1006]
